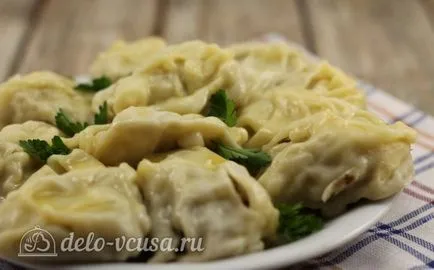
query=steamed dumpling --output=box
[305,62,365,108]
[258,111,416,216]
[66,107,248,166]
[238,84,415,216]
[0,121,61,200]
[91,41,233,116]
[137,147,278,262]
[226,42,312,105]
[90,37,167,80]
[90,41,363,119]
[0,149,150,263]
[239,87,364,148]
[227,42,365,107]
[0,71,92,129]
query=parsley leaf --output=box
[55,102,109,136]
[214,143,271,175]
[55,109,89,137]
[19,136,71,162]
[19,139,51,162]
[277,203,324,243]
[207,90,237,127]
[75,76,112,92]
[94,101,109,125]
[50,136,71,156]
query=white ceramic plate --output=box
[7,196,395,270]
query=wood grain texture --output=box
[307,0,434,114]
[17,0,158,76]
[420,0,434,26]
[3,0,434,115]
[0,0,37,81]
[160,0,202,43]
[162,0,306,46]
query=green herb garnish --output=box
[207,90,237,127]
[214,143,271,175]
[55,101,109,136]
[277,203,324,243]
[94,101,109,125]
[19,136,71,162]
[55,109,89,137]
[75,76,112,92]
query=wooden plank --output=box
[160,0,202,44]
[306,0,434,115]
[203,0,306,45]
[17,0,158,76]
[162,0,306,46]
[0,0,37,81]
[420,0,434,26]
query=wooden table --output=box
[1,0,434,115]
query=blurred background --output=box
[1,0,433,114]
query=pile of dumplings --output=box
[0,37,416,264]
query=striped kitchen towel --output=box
[262,33,434,270]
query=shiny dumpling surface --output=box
[238,86,405,149]
[0,71,92,129]
[227,42,311,102]
[239,87,367,148]
[137,147,278,262]
[90,41,363,118]
[90,37,167,80]
[227,42,365,107]
[0,149,150,263]
[0,121,61,200]
[66,107,248,166]
[258,111,416,216]
[91,41,233,116]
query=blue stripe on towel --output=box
[416,162,434,175]
[408,114,427,127]
[376,233,434,265]
[317,203,434,266]
[413,152,434,165]
[370,214,434,252]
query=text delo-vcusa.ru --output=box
[19,227,205,257]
